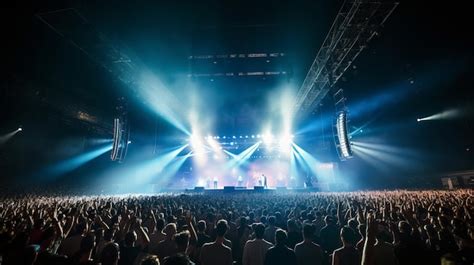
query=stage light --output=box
[417,109,461,122]
[251,135,255,138]
[18,127,22,131]
[262,134,274,145]
[245,135,249,138]
[240,136,243,139]
[127,140,132,144]
[223,136,226,139]
[257,134,261,138]
[233,136,236,139]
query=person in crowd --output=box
[332,226,360,265]
[200,219,233,265]
[155,223,178,260]
[101,243,120,265]
[264,216,278,244]
[0,189,472,265]
[242,223,273,265]
[320,216,341,255]
[58,222,88,257]
[286,219,303,249]
[294,224,324,265]
[264,229,297,265]
[149,219,166,255]
[174,231,195,265]
[96,228,116,260]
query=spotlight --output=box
[18,127,23,131]
[262,134,274,145]
[223,136,226,139]
[239,136,243,139]
[417,118,420,122]
[127,140,132,144]
[251,135,255,138]
[245,135,248,138]
[233,136,236,139]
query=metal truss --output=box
[294,0,398,116]
[36,8,180,107]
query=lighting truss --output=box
[294,0,398,115]
[36,8,181,110]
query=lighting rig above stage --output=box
[186,133,295,151]
[293,0,398,161]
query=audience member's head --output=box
[302,223,315,240]
[268,216,276,226]
[398,221,412,234]
[163,254,191,265]
[101,243,120,265]
[156,218,165,232]
[340,226,356,246]
[197,220,206,233]
[141,255,160,265]
[164,223,177,239]
[175,231,190,252]
[275,229,288,245]
[216,219,228,237]
[254,223,265,239]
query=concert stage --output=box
[160,186,326,194]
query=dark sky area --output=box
[1,0,473,188]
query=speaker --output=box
[194,186,205,192]
[224,186,235,192]
[254,186,264,192]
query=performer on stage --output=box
[237,175,243,187]
[290,175,296,188]
[263,174,268,188]
[304,174,313,188]
[213,176,218,189]
[206,177,211,189]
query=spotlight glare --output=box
[18,127,23,131]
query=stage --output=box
[151,184,331,194]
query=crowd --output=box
[0,189,473,265]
